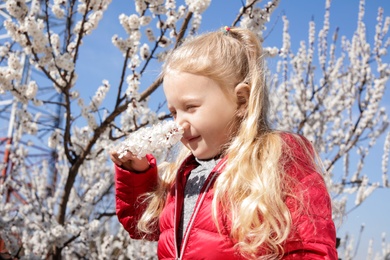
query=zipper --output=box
[174,192,179,259]
[175,159,227,259]
[174,170,181,259]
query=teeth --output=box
[116,120,183,159]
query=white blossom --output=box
[0,42,11,58]
[158,35,171,47]
[125,73,141,98]
[135,0,147,14]
[140,43,150,59]
[48,129,62,148]
[116,120,183,159]
[6,0,28,20]
[185,0,210,13]
[130,55,141,68]
[383,132,390,187]
[165,0,176,10]
[145,28,156,41]
[140,15,152,26]
[52,4,65,18]
[149,0,166,15]
[26,81,38,99]
[8,53,22,71]
[119,14,141,34]
[89,80,110,111]
[55,53,74,71]
[264,46,279,57]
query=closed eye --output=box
[186,105,198,112]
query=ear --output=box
[234,83,250,116]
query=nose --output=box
[175,112,190,131]
[179,121,190,132]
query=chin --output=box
[192,151,218,160]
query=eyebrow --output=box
[168,95,200,107]
[178,95,200,102]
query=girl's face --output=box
[163,71,237,160]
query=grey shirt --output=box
[178,157,220,246]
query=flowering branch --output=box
[116,120,183,159]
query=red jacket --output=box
[115,140,338,259]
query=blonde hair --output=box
[138,28,321,259]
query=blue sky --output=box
[73,1,390,258]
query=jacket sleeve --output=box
[281,134,338,259]
[282,173,338,259]
[115,154,159,241]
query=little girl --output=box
[110,27,338,259]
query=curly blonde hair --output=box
[137,27,321,259]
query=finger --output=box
[110,153,123,166]
[122,152,142,162]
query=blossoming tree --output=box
[0,0,389,259]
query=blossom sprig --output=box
[116,120,183,159]
[239,0,280,40]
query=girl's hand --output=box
[109,150,149,172]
